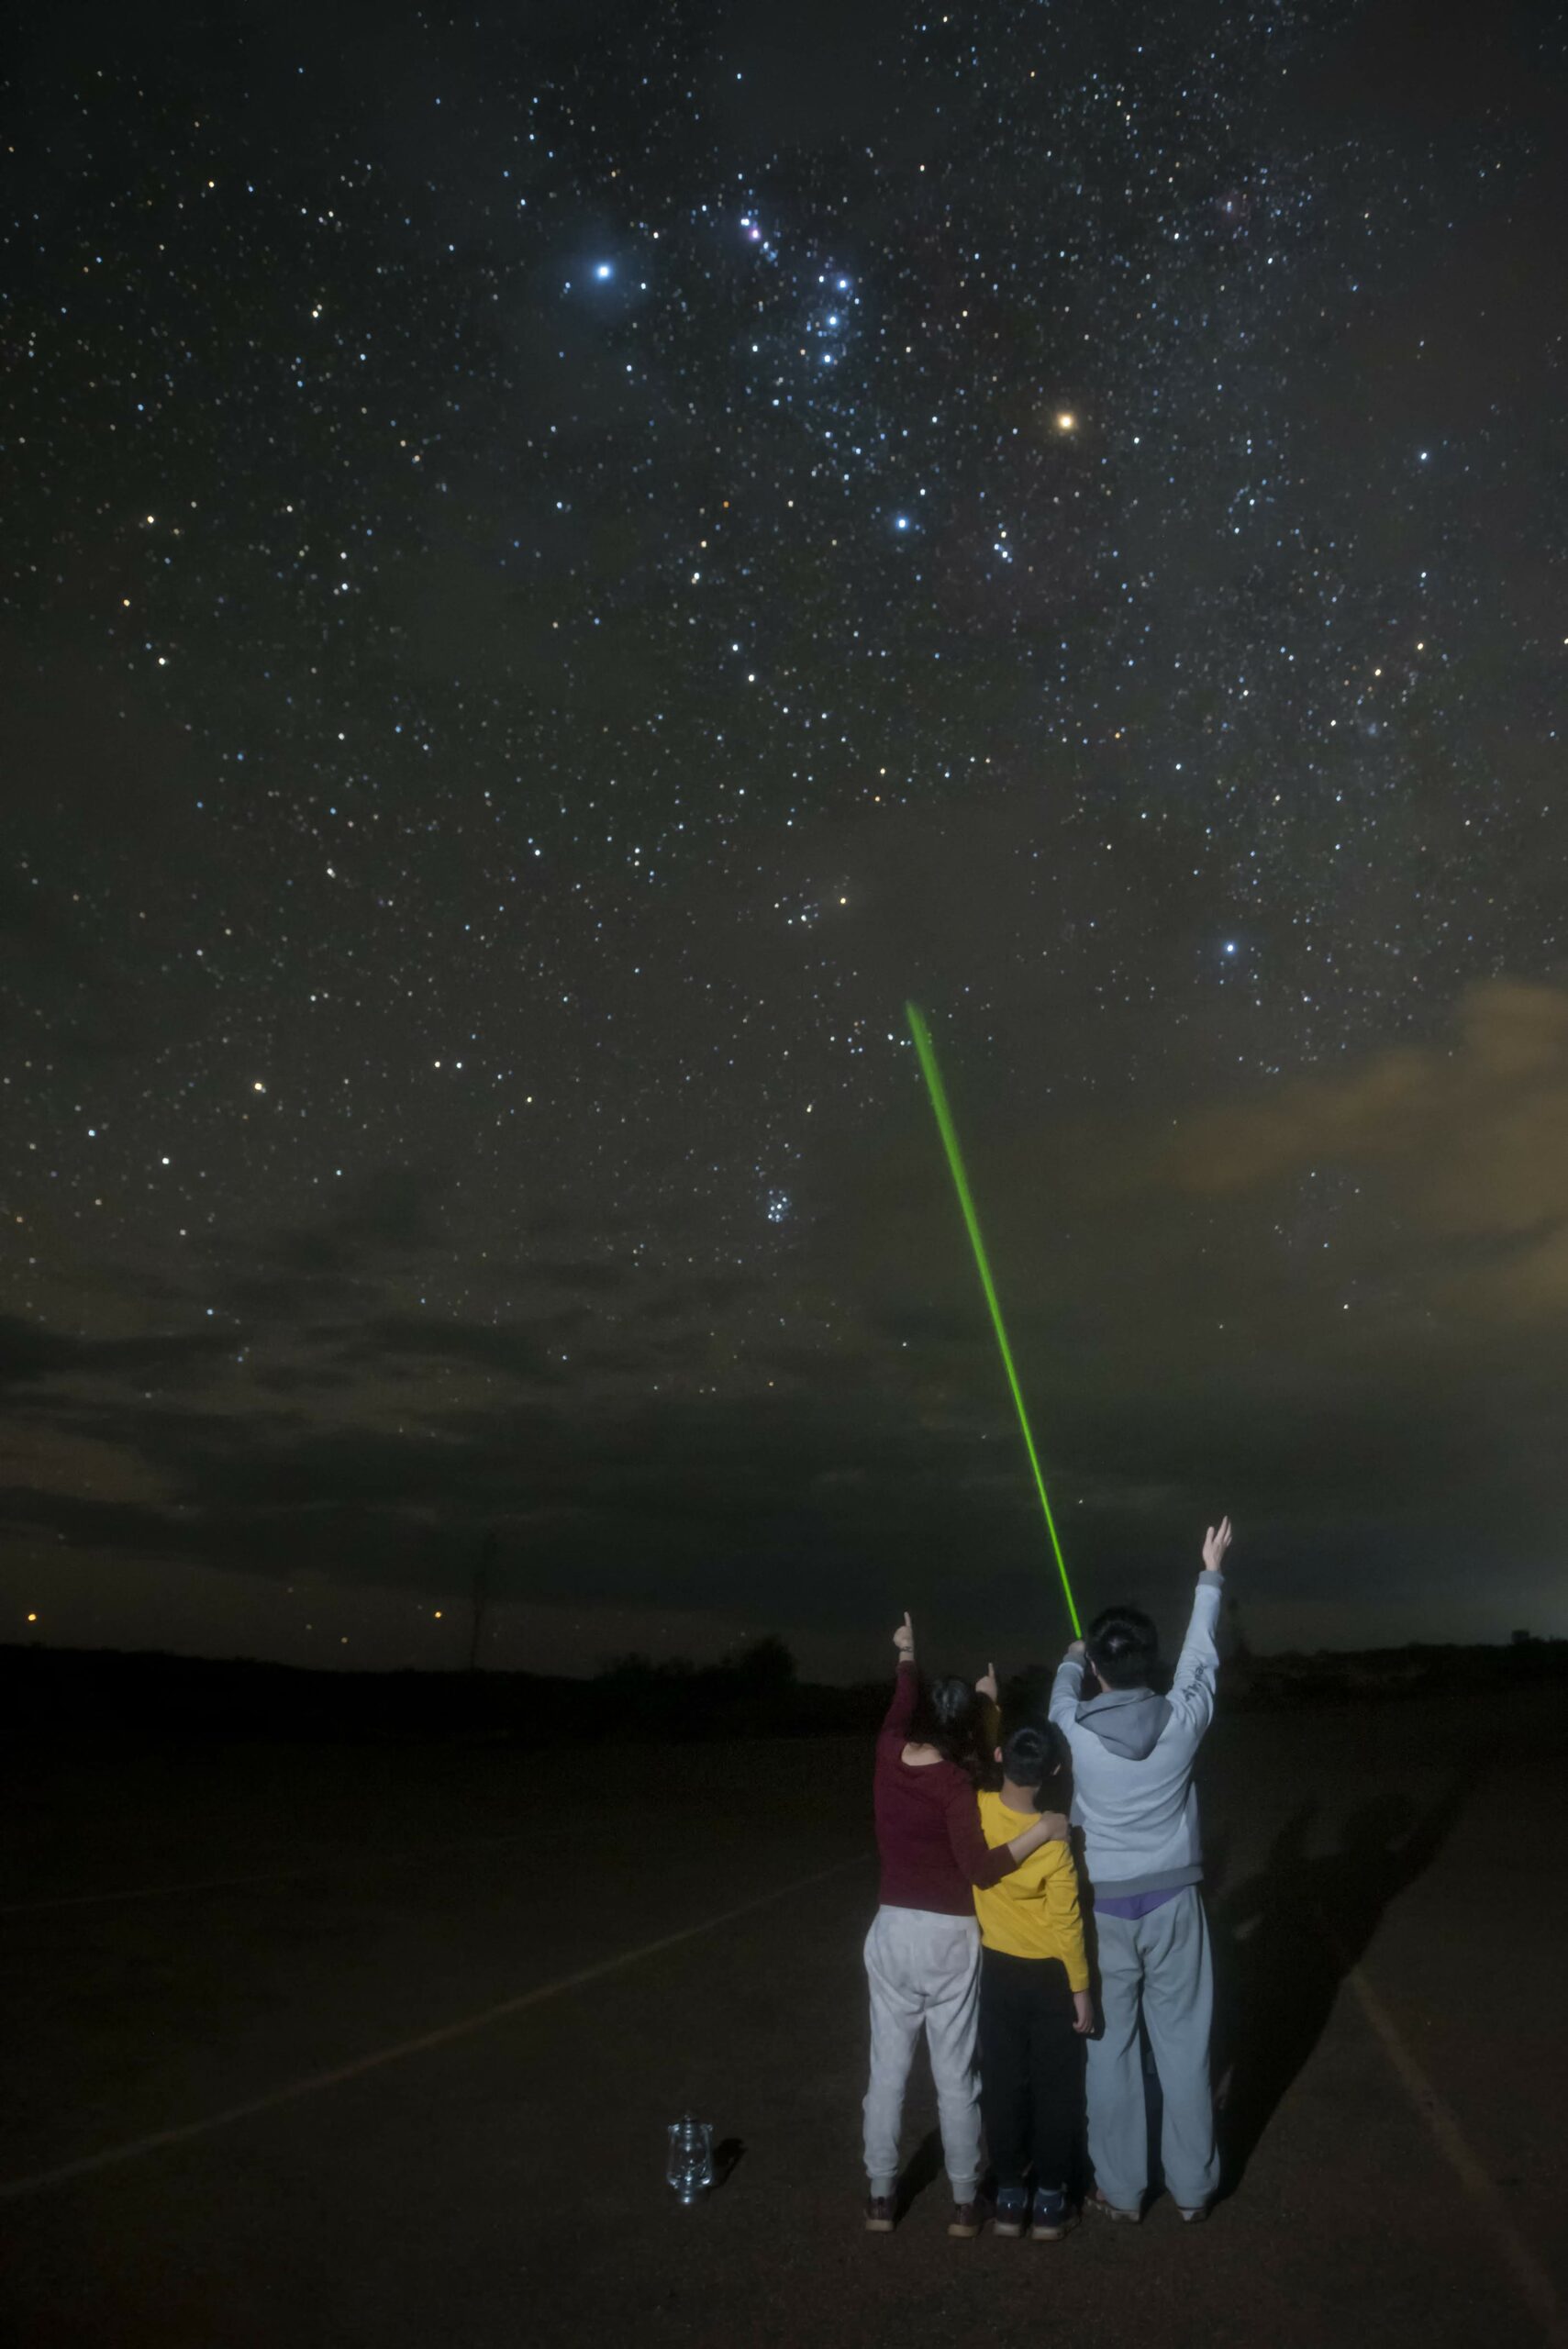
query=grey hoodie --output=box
[1049,1576,1223,1899]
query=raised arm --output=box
[1049,1638,1086,1729]
[974,1661,1000,1756]
[1168,1518,1232,1735]
[880,1611,918,1737]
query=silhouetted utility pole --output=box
[468,1531,495,1671]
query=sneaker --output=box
[947,2199,984,2240]
[993,2188,1029,2240]
[1089,2186,1142,2223]
[863,2195,895,2233]
[1030,2187,1078,2243]
[1176,2201,1209,2224]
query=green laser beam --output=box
[906,1002,1081,1639]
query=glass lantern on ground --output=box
[665,2113,716,2203]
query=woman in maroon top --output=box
[862,1612,1065,2237]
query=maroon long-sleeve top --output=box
[873,1661,1018,1916]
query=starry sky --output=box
[5,0,1566,1679]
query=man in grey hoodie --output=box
[1049,1517,1233,2221]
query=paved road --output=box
[3,1708,1564,2349]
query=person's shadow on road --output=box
[895,2128,944,2223]
[1210,1776,1469,2192]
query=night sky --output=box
[5,0,1566,1678]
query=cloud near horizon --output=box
[1160,978,1568,1319]
[6,978,1568,1660]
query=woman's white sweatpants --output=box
[862,1905,983,2200]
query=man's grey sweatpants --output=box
[1086,1885,1218,2211]
[862,1906,982,2201]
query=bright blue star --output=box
[594,262,614,282]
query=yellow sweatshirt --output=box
[973,1789,1090,1990]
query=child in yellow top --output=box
[973,1716,1094,2240]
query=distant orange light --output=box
[27,1612,38,1623]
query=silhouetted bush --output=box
[2,1635,1561,1750]
[0,1640,871,1747]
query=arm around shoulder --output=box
[950,1783,1065,1887]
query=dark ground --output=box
[3,1696,1565,2349]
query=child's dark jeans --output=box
[978,1947,1083,2193]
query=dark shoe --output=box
[993,2187,1029,2239]
[947,2199,984,2240]
[1030,2187,1078,2242]
[1090,2186,1142,2224]
[864,2195,895,2233]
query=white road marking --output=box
[1347,1961,1566,2348]
[0,1854,870,2201]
